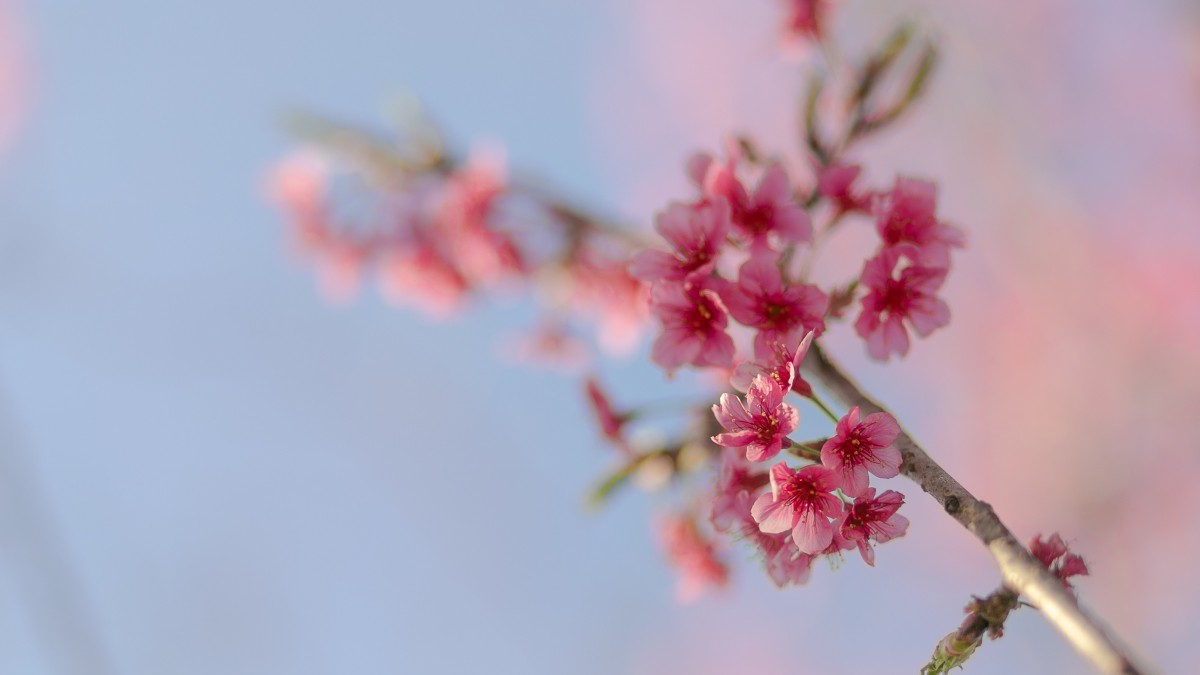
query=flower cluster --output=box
[854,178,964,361]
[269,138,649,360]
[710,364,908,585]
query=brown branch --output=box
[803,342,1147,675]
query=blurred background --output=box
[0,0,1197,673]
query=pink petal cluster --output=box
[874,177,965,269]
[730,330,815,398]
[437,156,527,284]
[657,513,730,602]
[708,454,813,588]
[817,162,872,216]
[720,252,828,356]
[837,488,909,566]
[820,406,902,497]
[690,152,812,248]
[711,374,799,462]
[267,148,530,314]
[568,254,650,355]
[709,448,769,532]
[1029,533,1090,591]
[781,0,828,44]
[854,246,950,361]
[751,462,843,554]
[631,200,730,283]
[649,280,735,373]
[380,239,470,317]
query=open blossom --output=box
[437,153,527,284]
[721,252,828,356]
[838,488,909,566]
[731,330,815,398]
[379,241,469,317]
[854,246,950,361]
[821,406,902,497]
[710,448,770,532]
[719,488,813,588]
[569,254,649,355]
[711,374,799,462]
[657,513,729,602]
[630,200,730,283]
[690,153,812,247]
[751,462,842,554]
[817,162,871,215]
[649,280,734,373]
[1029,533,1090,590]
[875,177,964,269]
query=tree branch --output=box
[803,342,1147,675]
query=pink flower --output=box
[584,377,630,453]
[711,374,799,463]
[649,280,735,373]
[751,462,842,554]
[854,246,950,361]
[691,154,812,248]
[437,153,526,284]
[379,241,469,317]
[816,162,871,215]
[781,0,827,44]
[837,488,909,566]
[730,330,815,398]
[721,488,814,588]
[1029,533,1090,590]
[763,539,815,588]
[630,200,731,283]
[721,252,828,357]
[874,177,965,269]
[820,406,902,497]
[569,254,650,355]
[710,448,770,532]
[657,513,729,602]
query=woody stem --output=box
[803,341,1146,675]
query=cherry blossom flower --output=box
[649,280,735,373]
[854,246,950,361]
[630,200,731,283]
[837,488,909,566]
[817,162,871,216]
[821,406,902,497]
[690,153,812,248]
[436,153,527,284]
[710,448,770,532]
[569,254,650,355]
[1029,533,1090,590]
[763,538,815,587]
[721,252,828,356]
[781,0,828,45]
[875,177,964,269]
[751,462,842,554]
[657,512,729,602]
[379,242,469,317]
[730,330,815,398]
[722,488,814,588]
[711,374,799,462]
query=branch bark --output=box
[803,342,1147,675]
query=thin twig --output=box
[803,342,1147,675]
